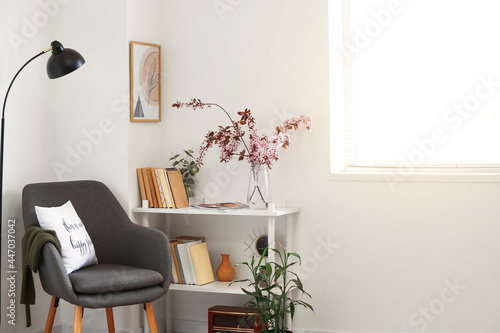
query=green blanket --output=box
[21,223,62,327]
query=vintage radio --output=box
[208,305,265,333]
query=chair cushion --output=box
[69,264,164,294]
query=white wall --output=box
[51,1,135,331]
[126,0,169,329]
[2,1,500,333]
[52,0,129,201]
[158,1,500,333]
[1,0,131,331]
[126,0,167,208]
[0,0,59,331]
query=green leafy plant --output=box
[170,149,200,197]
[231,247,313,333]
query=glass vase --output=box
[247,164,271,209]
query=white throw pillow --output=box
[35,200,98,274]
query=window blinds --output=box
[340,0,500,169]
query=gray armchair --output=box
[22,180,172,333]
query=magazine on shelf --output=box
[192,202,250,210]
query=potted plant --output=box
[170,149,200,197]
[231,247,314,333]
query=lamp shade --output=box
[46,40,85,79]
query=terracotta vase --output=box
[216,254,235,282]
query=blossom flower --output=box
[172,99,312,169]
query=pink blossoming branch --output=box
[172,99,312,169]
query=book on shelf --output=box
[177,235,206,242]
[136,167,189,209]
[170,240,182,283]
[159,169,174,208]
[180,240,201,285]
[145,167,159,208]
[173,242,185,283]
[140,168,154,207]
[170,235,215,286]
[150,168,162,208]
[190,242,215,285]
[192,202,249,210]
[137,168,147,202]
[165,168,189,208]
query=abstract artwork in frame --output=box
[130,41,161,122]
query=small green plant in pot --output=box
[231,247,314,333]
[170,149,200,197]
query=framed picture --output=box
[130,41,161,122]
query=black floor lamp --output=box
[0,40,85,285]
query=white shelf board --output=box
[169,281,246,295]
[132,206,300,217]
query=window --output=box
[329,0,500,176]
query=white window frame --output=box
[328,0,500,183]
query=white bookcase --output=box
[131,206,301,295]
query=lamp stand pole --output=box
[0,49,52,292]
[0,48,50,224]
[0,42,84,326]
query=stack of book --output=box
[137,167,189,208]
[170,236,215,286]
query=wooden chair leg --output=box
[44,296,59,333]
[145,302,158,333]
[106,308,115,333]
[73,305,83,333]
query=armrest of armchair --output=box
[100,222,172,292]
[38,243,78,304]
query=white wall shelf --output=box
[169,281,244,294]
[132,206,300,217]
[132,206,301,295]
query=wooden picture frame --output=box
[130,41,161,122]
